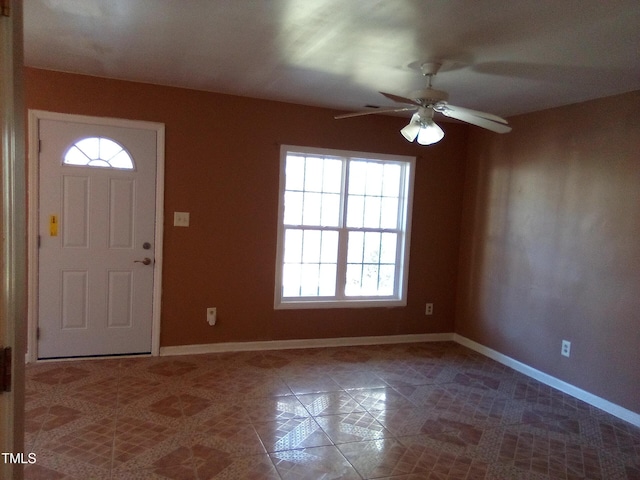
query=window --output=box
[63,137,134,170]
[274,145,415,309]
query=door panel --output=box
[108,271,133,327]
[62,175,89,246]
[38,119,157,358]
[61,271,88,329]
[109,178,135,248]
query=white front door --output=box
[37,118,158,359]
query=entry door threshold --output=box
[36,351,152,362]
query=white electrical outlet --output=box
[174,211,190,227]
[425,303,433,315]
[207,307,217,326]
[561,340,571,357]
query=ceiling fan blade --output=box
[436,103,509,124]
[334,106,416,119]
[437,106,512,133]
[379,92,421,106]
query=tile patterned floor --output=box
[24,342,640,479]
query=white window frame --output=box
[274,145,415,309]
[63,136,136,170]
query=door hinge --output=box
[1,0,10,17]
[0,347,11,393]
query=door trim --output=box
[2,2,26,476]
[27,110,165,362]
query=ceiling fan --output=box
[335,62,512,145]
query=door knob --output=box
[134,257,152,265]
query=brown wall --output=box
[25,68,468,347]
[25,68,640,413]
[457,91,640,413]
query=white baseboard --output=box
[158,331,639,427]
[159,332,455,356]
[454,334,640,428]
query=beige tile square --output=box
[193,448,280,480]
[270,445,361,479]
[316,411,393,444]
[338,438,415,478]
[253,417,332,452]
[297,391,364,416]
[242,395,309,422]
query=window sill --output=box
[274,298,407,310]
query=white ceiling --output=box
[23,0,640,119]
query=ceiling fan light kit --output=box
[336,60,512,146]
[401,108,444,145]
[417,121,445,145]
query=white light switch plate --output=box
[174,212,190,227]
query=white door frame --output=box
[2,2,26,476]
[27,110,165,362]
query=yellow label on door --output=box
[49,215,58,236]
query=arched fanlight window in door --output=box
[63,137,134,170]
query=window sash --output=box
[281,225,404,301]
[63,136,135,170]
[275,146,415,309]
